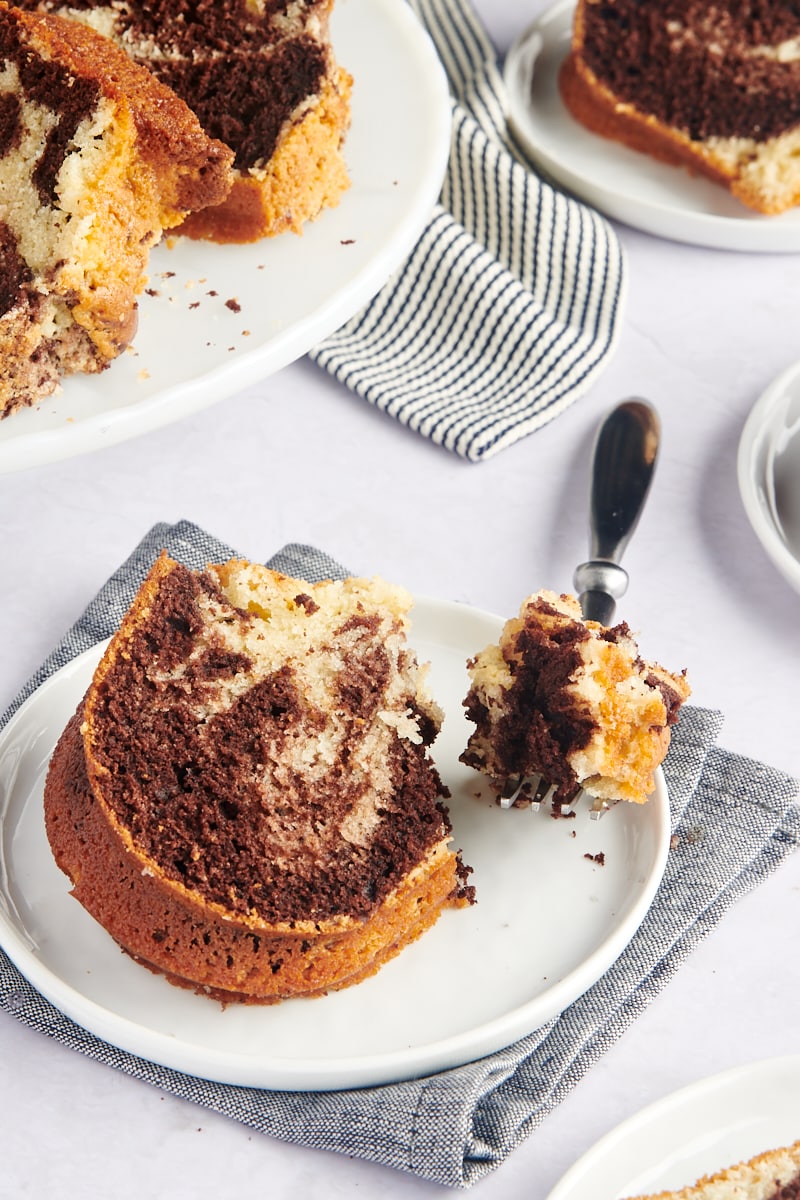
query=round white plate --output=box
[546,1055,800,1200]
[0,0,451,474]
[0,597,669,1091]
[738,361,800,596]
[504,0,800,253]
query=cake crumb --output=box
[583,852,605,865]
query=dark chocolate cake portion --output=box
[578,1,800,143]
[559,0,800,214]
[462,604,596,804]
[40,0,329,172]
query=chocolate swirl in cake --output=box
[45,556,473,1003]
[560,0,800,213]
[578,0,800,143]
[461,590,690,808]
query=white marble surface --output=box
[1,3,799,1196]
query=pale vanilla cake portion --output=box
[0,2,232,415]
[560,0,800,215]
[20,0,352,242]
[461,591,690,808]
[624,1140,800,1200]
[44,554,473,1004]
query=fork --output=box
[499,398,661,819]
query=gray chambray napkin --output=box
[309,0,627,463]
[2,521,799,1190]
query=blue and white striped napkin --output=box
[310,0,626,462]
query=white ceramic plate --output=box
[0,0,451,474]
[504,0,800,253]
[738,361,800,596]
[546,1055,800,1200]
[0,597,669,1091]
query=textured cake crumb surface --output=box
[21,0,353,242]
[461,590,690,806]
[623,1139,800,1200]
[560,0,800,214]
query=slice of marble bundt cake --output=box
[559,0,800,214]
[0,2,233,415]
[44,555,473,1004]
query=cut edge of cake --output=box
[177,62,353,244]
[460,590,690,808]
[24,0,353,243]
[559,0,800,216]
[623,1139,800,1200]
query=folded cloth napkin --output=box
[309,0,627,463]
[2,521,798,1190]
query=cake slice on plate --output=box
[44,555,473,1004]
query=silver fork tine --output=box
[589,798,612,820]
[526,775,552,812]
[559,784,583,816]
[496,776,614,818]
[498,776,524,809]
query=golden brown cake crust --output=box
[6,4,233,218]
[20,0,352,242]
[0,2,233,414]
[559,51,733,186]
[45,710,464,1003]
